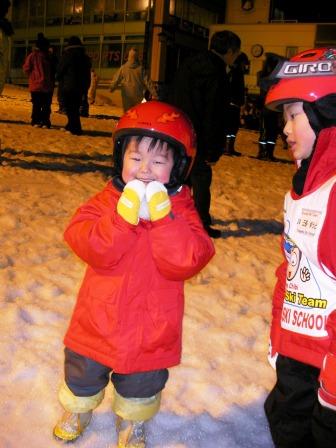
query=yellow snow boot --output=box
[53,410,92,442]
[113,390,161,448]
[53,382,104,442]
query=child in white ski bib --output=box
[264,48,336,448]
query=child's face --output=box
[283,102,316,161]
[122,136,174,184]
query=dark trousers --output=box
[189,159,212,226]
[64,348,169,399]
[31,91,52,126]
[63,93,82,135]
[80,92,89,117]
[226,104,241,136]
[259,108,280,143]
[264,354,336,448]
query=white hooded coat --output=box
[110,48,157,112]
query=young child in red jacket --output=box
[53,101,215,446]
[264,48,336,447]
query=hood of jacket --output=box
[303,127,336,194]
[124,48,140,68]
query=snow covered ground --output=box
[0,84,294,447]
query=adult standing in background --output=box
[223,52,249,157]
[0,0,14,95]
[23,33,53,128]
[56,36,91,135]
[168,31,241,238]
[110,47,157,112]
[257,53,285,161]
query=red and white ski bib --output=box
[281,176,336,337]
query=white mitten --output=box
[146,181,171,222]
[117,179,146,225]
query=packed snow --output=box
[0,84,294,447]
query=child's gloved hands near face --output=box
[117,179,146,225]
[146,181,171,222]
[117,180,171,224]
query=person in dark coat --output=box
[56,36,91,135]
[168,31,241,238]
[23,33,53,128]
[223,52,249,156]
[257,53,285,161]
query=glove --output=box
[117,179,146,225]
[318,353,336,411]
[146,181,171,222]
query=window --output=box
[83,36,101,68]
[12,0,28,28]
[101,41,122,68]
[64,0,83,25]
[29,0,45,27]
[105,0,126,13]
[127,0,148,11]
[12,44,27,69]
[46,1,63,26]
[83,0,104,24]
[104,0,125,22]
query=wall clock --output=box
[251,44,264,58]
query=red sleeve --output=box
[64,186,138,270]
[269,237,287,355]
[148,189,215,281]
[319,184,336,277]
[317,185,336,409]
[22,54,32,75]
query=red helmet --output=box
[265,48,336,111]
[113,101,197,189]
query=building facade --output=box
[9,0,221,84]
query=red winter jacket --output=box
[63,182,215,374]
[270,127,336,369]
[23,49,53,93]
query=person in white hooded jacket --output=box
[110,47,157,112]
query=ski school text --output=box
[281,305,327,331]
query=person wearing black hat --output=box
[0,0,14,96]
[56,36,91,135]
[168,30,242,238]
[23,32,54,128]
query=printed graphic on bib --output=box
[296,208,322,237]
[281,233,329,337]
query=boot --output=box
[53,410,92,442]
[266,142,276,161]
[116,417,145,448]
[223,135,241,156]
[113,391,161,448]
[257,142,268,160]
[54,381,104,442]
